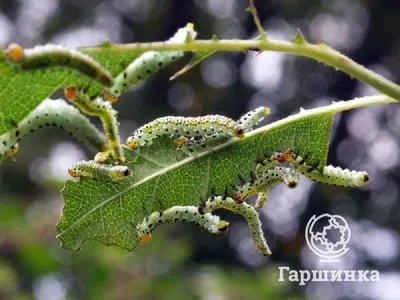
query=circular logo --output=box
[305,213,351,262]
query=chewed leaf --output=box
[170,50,216,80]
[56,100,344,251]
[57,97,396,252]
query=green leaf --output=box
[57,104,338,251]
[0,49,142,135]
[57,96,398,251]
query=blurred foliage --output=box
[1,0,400,299]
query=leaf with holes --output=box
[56,97,393,252]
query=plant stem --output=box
[247,0,267,39]
[82,39,400,101]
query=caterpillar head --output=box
[175,136,189,150]
[110,166,132,180]
[286,179,298,189]
[64,86,78,101]
[233,126,245,139]
[103,90,118,104]
[263,107,270,116]
[126,137,139,150]
[68,168,79,178]
[6,43,24,61]
[232,192,244,204]
[217,221,230,235]
[358,172,370,186]
[138,233,152,244]
[5,143,19,157]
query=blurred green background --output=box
[1,0,400,299]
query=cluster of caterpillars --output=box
[2,24,371,255]
[2,24,199,179]
[136,148,370,256]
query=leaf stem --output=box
[82,39,400,101]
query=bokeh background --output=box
[1,0,400,299]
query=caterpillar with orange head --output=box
[68,160,131,182]
[103,23,197,103]
[136,205,229,244]
[127,115,245,150]
[5,44,113,88]
[175,106,270,157]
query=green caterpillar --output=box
[5,43,113,88]
[103,23,197,103]
[289,155,370,187]
[175,106,270,157]
[136,205,229,244]
[64,87,124,163]
[127,115,245,149]
[199,195,272,256]
[0,99,107,156]
[68,160,131,182]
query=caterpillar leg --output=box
[94,151,111,164]
[200,196,272,256]
[136,206,229,244]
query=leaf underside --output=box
[57,111,334,251]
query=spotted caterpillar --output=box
[103,23,197,103]
[199,195,271,256]
[289,154,370,187]
[68,160,131,182]
[136,205,229,244]
[175,106,270,156]
[5,44,113,88]
[64,87,124,163]
[126,115,245,150]
[0,99,107,156]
